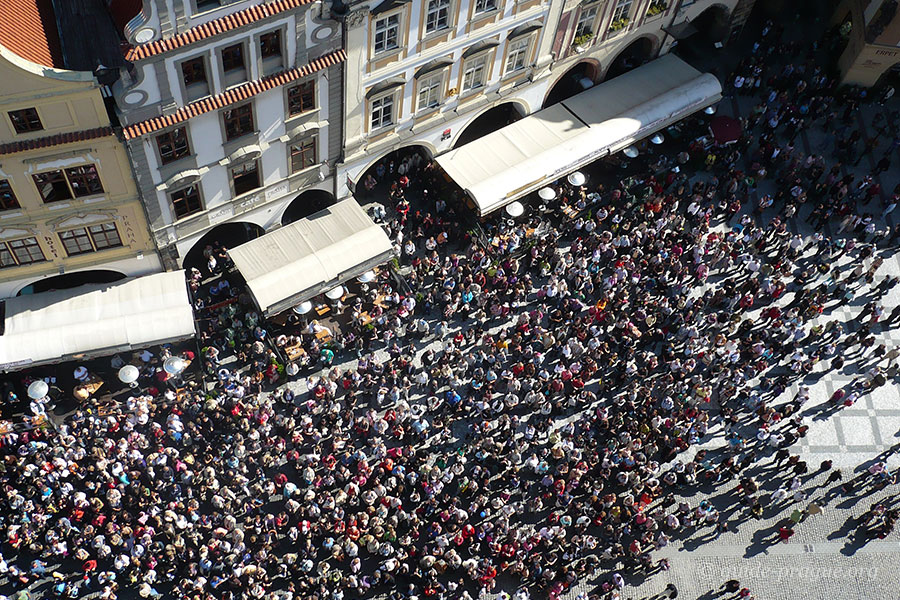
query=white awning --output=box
[0,271,195,371]
[228,198,394,317]
[436,54,722,216]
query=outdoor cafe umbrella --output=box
[710,115,742,145]
[357,270,377,283]
[567,171,586,186]
[117,365,140,385]
[27,380,48,400]
[293,301,314,315]
[326,286,345,300]
[538,187,556,200]
[505,201,525,217]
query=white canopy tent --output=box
[436,54,722,216]
[228,198,394,317]
[0,271,195,371]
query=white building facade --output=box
[115,0,345,268]
[336,0,558,198]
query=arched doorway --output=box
[452,102,526,149]
[17,269,126,296]
[690,5,732,43]
[828,9,855,77]
[282,189,337,226]
[604,36,656,81]
[543,61,601,108]
[355,145,434,202]
[182,222,265,272]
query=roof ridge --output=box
[123,49,345,140]
[125,0,314,62]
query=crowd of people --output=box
[1,17,899,600]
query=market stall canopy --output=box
[0,271,194,372]
[228,198,393,317]
[436,54,721,216]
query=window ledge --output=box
[371,47,403,62]
[472,8,500,21]
[284,107,322,127]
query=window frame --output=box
[473,0,497,15]
[7,237,45,266]
[181,55,211,101]
[170,184,204,220]
[416,70,445,112]
[155,127,192,165]
[222,103,255,141]
[64,165,104,198]
[230,160,262,197]
[370,93,396,131]
[290,137,318,174]
[32,170,73,203]
[287,80,317,117]
[222,43,246,73]
[259,31,283,60]
[611,0,633,22]
[373,13,401,55]
[505,36,532,74]
[461,52,490,92]
[8,108,43,134]
[574,5,599,39]
[58,227,96,257]
[425,0,452,34]
[89,222,123,251]
[0,179,20,211]
[0,244,15,269]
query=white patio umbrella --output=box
[163,356,186,376]
[505,201,525,217]
[27,380,49,400]
[293,301,313,315]
[117,365,140,385]
[357,270,376,283]
[650,133,664,145]
[538,187,556,200]
[325,285,345,300]
[623,146,639,158]
[704,105,717,115]
[567,171,586,186]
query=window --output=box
[170,185,203,219]
[287,81,316,116]
[417,72,444,111]
[223,103,254,140]
[0,180,19,211]
[8,108,42,134]
[611,0,633,21]
[260,30,283,75]
[462,54,489,91]
[59,224,122,256]
[574,5,598,38]
[505,37,530,73]
[181,57,210,100]
[425,0,451,33]
[260,31,282,59]
[7,237,45,265]
[195,0,223,12]
[59,228,95,256]
[474,0,496,14]
[33,171,73,203]
[222,44,247,86]
[374,14,400,54]
[89,223,123,250]
[65,165,104,197]
[231,161,261,196]
[370,95,395,130]
[290,138,318,173]
[0,245,15,269]
[155,128,191,164]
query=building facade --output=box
[335,0,748,199]
[832,0,900,87]
[336,0,558,198]
[114,0,345,269]
[0,20,160,298]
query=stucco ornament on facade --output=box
[345,7,370,28]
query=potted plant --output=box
[608,17,629,33]
[646,1,667,17]
[571,32,594,52]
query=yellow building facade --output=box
[0,45,161,298]
[834,0,900,87]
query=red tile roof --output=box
[0,0,64,68]
[125,0,314,62]
[0,127,115,156]
[123,49,345,140]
